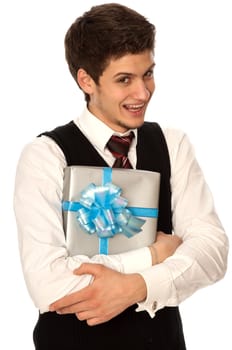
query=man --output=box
[14,3,228,349]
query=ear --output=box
[77,69,95,94]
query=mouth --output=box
[123,103,146,113]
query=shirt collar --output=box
[74,106,137,153]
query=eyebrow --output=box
[113,63,156,78]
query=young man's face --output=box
[87,50,155,132]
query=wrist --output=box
[127,273,147,303]
[149,245,159,265]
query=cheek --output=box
[149,79,155,92]
[106,90,127,103]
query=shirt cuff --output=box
[136,262,177,317]
[117,247,152,273]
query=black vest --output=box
[33,121,186,350]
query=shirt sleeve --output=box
[136,129,229,317]
[13,136,152,313]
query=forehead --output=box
[104,50,154,76]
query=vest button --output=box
[152,301,157,311]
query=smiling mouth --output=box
[123,103,145,112]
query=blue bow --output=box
[75,182,145,240]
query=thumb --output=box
[156,231,167,241]
[73,262,103,277]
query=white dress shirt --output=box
[13,107,229,316]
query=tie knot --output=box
[106,131,134,168]
[107,132,134,157]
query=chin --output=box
[117,115,145,132]
[129,118,145,129]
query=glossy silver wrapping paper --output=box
[62,166,160,257]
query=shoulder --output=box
[17,135,67,171]
[162,127,187,147]
[161,126,195,167]
[143,122,187,145]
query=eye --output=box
[144,70,154,79]
[117,76,131,84]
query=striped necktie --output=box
[106,132,134,168]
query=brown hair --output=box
[64,3,156,102]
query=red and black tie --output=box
[106,131,134,169]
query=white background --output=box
[0,0,231,349]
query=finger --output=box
[86,315,112,326]
[57,302,87,315]
[73,262,104,276]
[49,287,89,311]
[75,313,101,325]
[76,312,107,326]
[86,317,104,326]
[75,310,94,321]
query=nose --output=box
[132,80,152,100]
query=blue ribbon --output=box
[62,167,158,254]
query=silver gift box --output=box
[62,166,160,257]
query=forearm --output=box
[137,219,228,317]
[17,229,152,313]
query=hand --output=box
[149,231,182,265]
[49,263,146,326]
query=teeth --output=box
[125,104,144,110]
